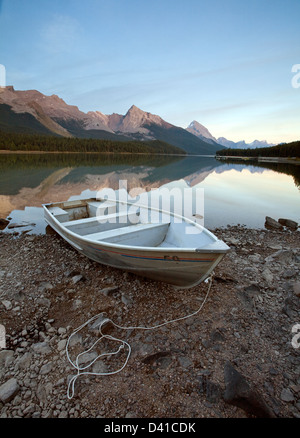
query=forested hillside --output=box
[0,131,185,155]
[216,141,300,158]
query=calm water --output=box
[0,152,299,234]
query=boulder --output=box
[223,362,276,418]
[264,217,283,230]
[278,218,298,230]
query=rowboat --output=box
[42,196,229,289]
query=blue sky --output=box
[0,0,299,143]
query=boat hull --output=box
[43,205,227,289]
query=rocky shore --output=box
[0,225,299,418]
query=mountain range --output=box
[0,86,276,154]
[186,120,275,149]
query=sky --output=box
[0,0,299,144]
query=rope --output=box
[66,275,213,399]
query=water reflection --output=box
[0,152,299,233]
[217,158,300,189]
[196,166,299,228]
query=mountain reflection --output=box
[0,152,299,230]
[216,158,300,189]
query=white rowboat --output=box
[43,197,229,289]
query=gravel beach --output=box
[0,225,299,418]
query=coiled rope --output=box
[66,275,213,399]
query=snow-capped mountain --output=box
[186,120,218,145]
[216,137,275,149]
[186,119,275,149]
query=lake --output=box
[0,152,299,234]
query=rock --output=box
[280,388,295,402]
[32,341,52,355]
[210,328,226,344]
[198,374,222,404]
[278,218,298,230]
[142,351,172,366]
[36,297,51,308]
[282,294,298,318]
[58,410,68,418]
[98,286,118,296]
[293,281,300,297]
[58,327,67,336]
[0,218,9,230]
[269,244,282,250]
[283,269,297,279]
[92,360,108,374]
[223,362,276,418]
[0,378,20,403]
[238,284,260,311]
[38,282,53,292]
[0,350,14,368]
[7,222,35,229]
[88,313,112,335]
[77,351,98,366]
[178,356,193,369]
[265,216,283,230]
[72,299,82,310]
[40,361,53,375]
[36,382,51,403]
[248,254,261,263]
[68,333,83,347]
[57,339,67,352]
[226,237,240,246]
[121,293,132,306]
[16,352,32,370]
[72,274,85,284]
[262,268,274,285]
[2,300,12,310]
[271,249,294,264]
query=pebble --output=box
[280,388,295,403]
[40,362,53,375]
[57,339,67,352]
[293,281,300,297]
[0,378,20,403]
[32,342,52,355]
[72,274,84,284]
[2,300,12,310]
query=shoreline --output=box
[0,225,299,418]
[216,155,300,165]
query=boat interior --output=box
[46,198,215,249]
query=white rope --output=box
[66,275,213,399]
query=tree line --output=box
[0,131,185,155]
[216,140,300,158]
